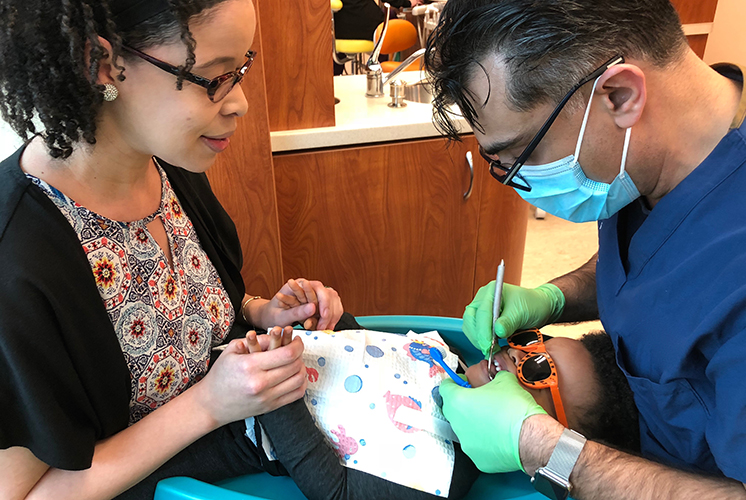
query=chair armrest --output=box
[154,477,267,500]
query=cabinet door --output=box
[473,155,530,293]
[273,136,526,317]
[670,0,719,58]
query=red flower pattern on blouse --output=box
[162,274,177,300]
[134,227,149,244]
[153,365,176,394]
[93,256,117,288]
[130,319,146,339]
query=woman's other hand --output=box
[259,278,344,331]
[192,332,307,427]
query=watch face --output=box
[532,470,570,500]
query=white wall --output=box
[704,0,746,65]
[0,118,23,161]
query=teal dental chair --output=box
[154,315,547,500]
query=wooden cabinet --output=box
[670,0,720,58]
[273,136,528,317]
[256,0,335,131]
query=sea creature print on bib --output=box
[331,425,359,460]
[384,390,423,433]
[404,341,445,378]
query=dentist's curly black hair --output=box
[0,0,226,159]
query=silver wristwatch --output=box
[531,428,587,500]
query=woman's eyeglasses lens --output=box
[210,57,253,102]
[211,78,236,102]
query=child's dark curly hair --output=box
[576,331,641,453]
[0,0,226,159]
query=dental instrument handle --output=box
[488,259,505,378]
[430,348,471,388]
[492,259,505,325]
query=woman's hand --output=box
[191,332,307,427]
[255,278,344,331]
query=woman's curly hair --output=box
[0,0,226,159]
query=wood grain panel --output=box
[274,137,527,317]
[687,34,709,59]
[207,12,283,298]
[670,0,718,24]
[257,0,335,131]
[274,138,480,316]
[469,136,530,290]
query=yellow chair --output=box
[374,19,420,73]
[332,0,375,74]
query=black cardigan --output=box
[0,145,251,470]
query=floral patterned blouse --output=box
[27,161,234,424]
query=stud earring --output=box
[102,83,119,102]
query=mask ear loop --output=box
[573,76,602,160]
[619,127,632,175]
[575,77,634,178]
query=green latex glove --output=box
[440,371,547,473]
[462,282,566,355]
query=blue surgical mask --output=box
[515,78,640,223]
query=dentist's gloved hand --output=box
[462,282,565,354]
[439,371,547,473]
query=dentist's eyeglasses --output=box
[483,54,625,193]
[122,45,257,103]
[479,146,532,192]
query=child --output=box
[245,327,639,500]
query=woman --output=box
[0,0,348,498]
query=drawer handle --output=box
[464,151,474,200]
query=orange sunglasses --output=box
[508,329,568,428]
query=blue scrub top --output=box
[596,64,746,482]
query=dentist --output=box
[425,0,746,499]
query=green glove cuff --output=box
[536,283,565,324]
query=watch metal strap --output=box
[545,428,587,481]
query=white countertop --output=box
[270,73,470,153]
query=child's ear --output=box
[594,64,646,130]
